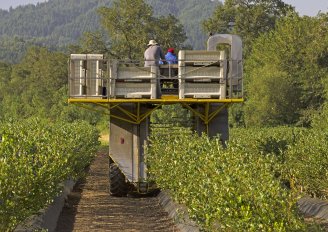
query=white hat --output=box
[147,40,158,46]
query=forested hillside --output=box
[0,0,220,63]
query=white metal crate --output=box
[178,50,222,66]
[109,61,157,99]
[69,54,105,98]
[178,50,227,99]
[182,83,224,98]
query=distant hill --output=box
[0,0,221,63]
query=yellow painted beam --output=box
[137,104,163,124]
[69,98,243,125]
[73,103,110,115]
[68,98,244,104]
[110,114,138,124]
[204,102,210,124]
[116,105,137,120]
[181,103,205,121]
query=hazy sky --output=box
[283,0,328,16]
[0,0,47,10]
[0,0,327,17]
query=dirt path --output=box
[55,150,178,232]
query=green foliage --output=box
[0,46,67,120]
[151,104,192,127]
[48,86,105,124]
[0,36,31,64]
[78,31,109,55]
[146,128,307,231]
[147,126,328,230]
[151,15,187,50]
[311,103,328,129]
[0,118,99,230]
[0,46,102,124]
[203,0,294,56]
[228,103,245,128]
[231,127,328,199]
[245,14,328,127]
[245,67,301,126]
[0,62,12,104]
[98,0,153,60]
[285,130,328,198]
[0,0,217,63]
[0,1,109,56]
[98,0,187,60]
[148,0,221,49]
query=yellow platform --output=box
[68,97,244,125]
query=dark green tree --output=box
[0,46,102,123]
[98,0,153,60]
[0,62,12,120]
[98,0,187,60]
[79,31,109,55]
[0,0,218,63]
[147,0,221,49]
[150,15,187,50]
[1,47,67,119]
[0,36,30,64]
[245,13,328,127]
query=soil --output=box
[55,150,178,232]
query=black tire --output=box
[109,163,129,197]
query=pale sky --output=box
[0,0,327,16]
[0,0,47,10]
[283,0,328,16]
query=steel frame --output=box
[68,98,243,125]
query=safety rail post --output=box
[109,59,118,98]
[150,65,158,99]
[178,51,186,99]
[219,51,227,100]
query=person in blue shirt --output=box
[165,48,178,64]
[162,48,178,89]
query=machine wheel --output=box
[109,163,129,197]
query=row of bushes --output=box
[231,127,328,198]
[146,127,328,231]
[0,118,100,231]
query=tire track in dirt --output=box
[55,151,178,232]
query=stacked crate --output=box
[109,61,158,99]
[178,50,227,99]
[69,54,105,98]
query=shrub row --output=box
[146,127,328,231]
[0,118,99,231]
[231,127,328,198]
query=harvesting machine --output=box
[68,34,243,195]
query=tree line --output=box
[1,0,328,129]
[0,0,218,64]
[203,0,328,128]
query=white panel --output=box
[70,54,87,60]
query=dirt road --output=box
[55,150,178,232]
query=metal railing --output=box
[68,56,243,100]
